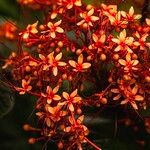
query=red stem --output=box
[84,137,102,150]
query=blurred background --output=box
[0,0,150,150]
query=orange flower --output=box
[64,0,82,9]
[101,3,117,16]
[112,29,134,53]
[46,20,64,38]
[121,6,142,21]
[48,52,67,76]
[121,85,144,109]
[146,18,150,26]
[47,105,67,122]
[69,54,91,72]
[77,8,99,27]
[118,53,139,72]
[108,11,128,26]
[2,52,16,69]
[89,33,106,49]
[21,21,38,39]
[16,78,32,95]
[64,115,89,136]
[134,31,150,50]
[39,53,50,70]
[39,52,66,76]
[41,86,61,104]
[111,88,122,101]
[59,89,82,112]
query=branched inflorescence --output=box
[1,0,150,149]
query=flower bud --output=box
[100,53,106,61]
[25,66,31,72]
[28,138,36,144]
[58,41,63,48]
[145,76,150,82]
[113,54,119,60]
[62,73,67,80]
[76,108,82,115]
[23,124,32,131]
[57,141,63,149]
[86,5,94,10]
[100,98,107,104]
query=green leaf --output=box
[0,0,19,19]
[0,91,15,118]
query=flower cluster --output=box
[1,0,150,150]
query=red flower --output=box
[69,54,91,72]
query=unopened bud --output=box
[82,23,88,29]
[58,41,63,48]
[76,108,82,115]
[25,66,31,72]
[68,75,72,81]
[23,124,32,131]
[62,73,67,80]
[100,53,106,61]
[100,98,107,104]
[57,141,63,149]
[145,76,150,82]
[28,138,36,144]
[113,54,119,60]
[132,54,138,60]
[76,49,82,55]
[123,75,131,81]
[39,25,45,30]
[86,5,94,10]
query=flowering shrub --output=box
[1,0,150,149]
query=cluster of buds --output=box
[1,0,150,149]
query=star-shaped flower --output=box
[77,8,99,27]
[69,54,91,72]
[112,29,134,53]
[59,89,82,112]
[41,85,61,104]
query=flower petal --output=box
[87,8,94,16]
[74,0,82,6]
[50,32,56,38]
[54,20,62,26]
[91,16,99,21]
[126,53,131,62]
[56,27,64,33]
[52,66,58,76]
[120,29,126,41]
[135,95,144,101]
[114,45,121,52]
[118,59,126,66]
[120,99,128,104]
[132,60,139,66]
[71,89,78,97]
[55,52,62,61]
[46,86,52,94]
[53,95,61,101]
[63,92,69,99]
[92,34,98,42]
[68,103,74,112]
[82,63,91,69]
[53,86,59,93]
[129,6,134,16]
[69,60,77,68]
[78,54,83,64]
[130,102,138,110]
[58,62,67,66]
[132,85,138,95]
